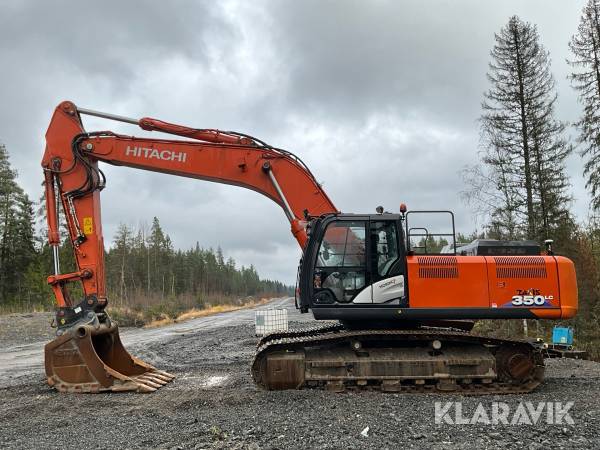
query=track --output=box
[252,326,544,394]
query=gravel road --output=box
[1,298,599,450]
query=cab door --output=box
[356,218,406,305]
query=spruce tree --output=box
[569,0,600,210]
[0,144,36,304]
[468,16,572,241]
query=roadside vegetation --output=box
[106,296,275,328]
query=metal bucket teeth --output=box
[132,379,160,391]
[137,374,168,386]
[154,370,176,380]
[133,375,163,389]
[149,371,175,382]
[44,322,175,393]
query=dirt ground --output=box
[0,311,54,348]
[1,298,599,450]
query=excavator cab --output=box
[298,213,408,317]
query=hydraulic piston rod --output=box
[77,107,139,125]
[262,162,295,222]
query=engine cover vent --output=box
[417,256,459,279]
[494,256,547,278]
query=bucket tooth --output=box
[148,372,172,382]
[44,321,174,393]
[138,374,168,385]
[134,377,162,389]
[110,380,152,393]
[133,379,161,391]
[154,370,176,380]
[133,383,158,393]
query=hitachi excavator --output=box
[42,101,578,394]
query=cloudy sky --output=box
[0,0,590,284]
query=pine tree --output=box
[466,16,572,241]
[569,0,600,210]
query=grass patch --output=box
[0,303,51,315]
[106,307,148,328]
[174,298,271,323]
[108,296,274,329]
[146,297,272,328]
[144,315,175,328]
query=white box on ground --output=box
[255,308,288,336]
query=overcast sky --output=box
[0,0,590,284]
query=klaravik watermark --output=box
[435,402,574,425]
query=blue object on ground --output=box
[552,326,573,345]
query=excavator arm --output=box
[43,101,337,310]
[41,101,337,393]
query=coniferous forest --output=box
[0,142,290,321]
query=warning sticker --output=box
[83,217,93,235]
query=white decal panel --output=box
[351,285,373,304]
[353,275,405,304]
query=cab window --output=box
[371,221,399,280]
[314,221,367,303]
[317,221,366,268]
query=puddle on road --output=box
[180,373,229,388]
[201,375,228,388]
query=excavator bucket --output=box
[44,321,175,393]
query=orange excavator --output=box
[42,101,578,394]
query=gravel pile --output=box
[1,310,599,449]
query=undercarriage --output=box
[252,324,544,394]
